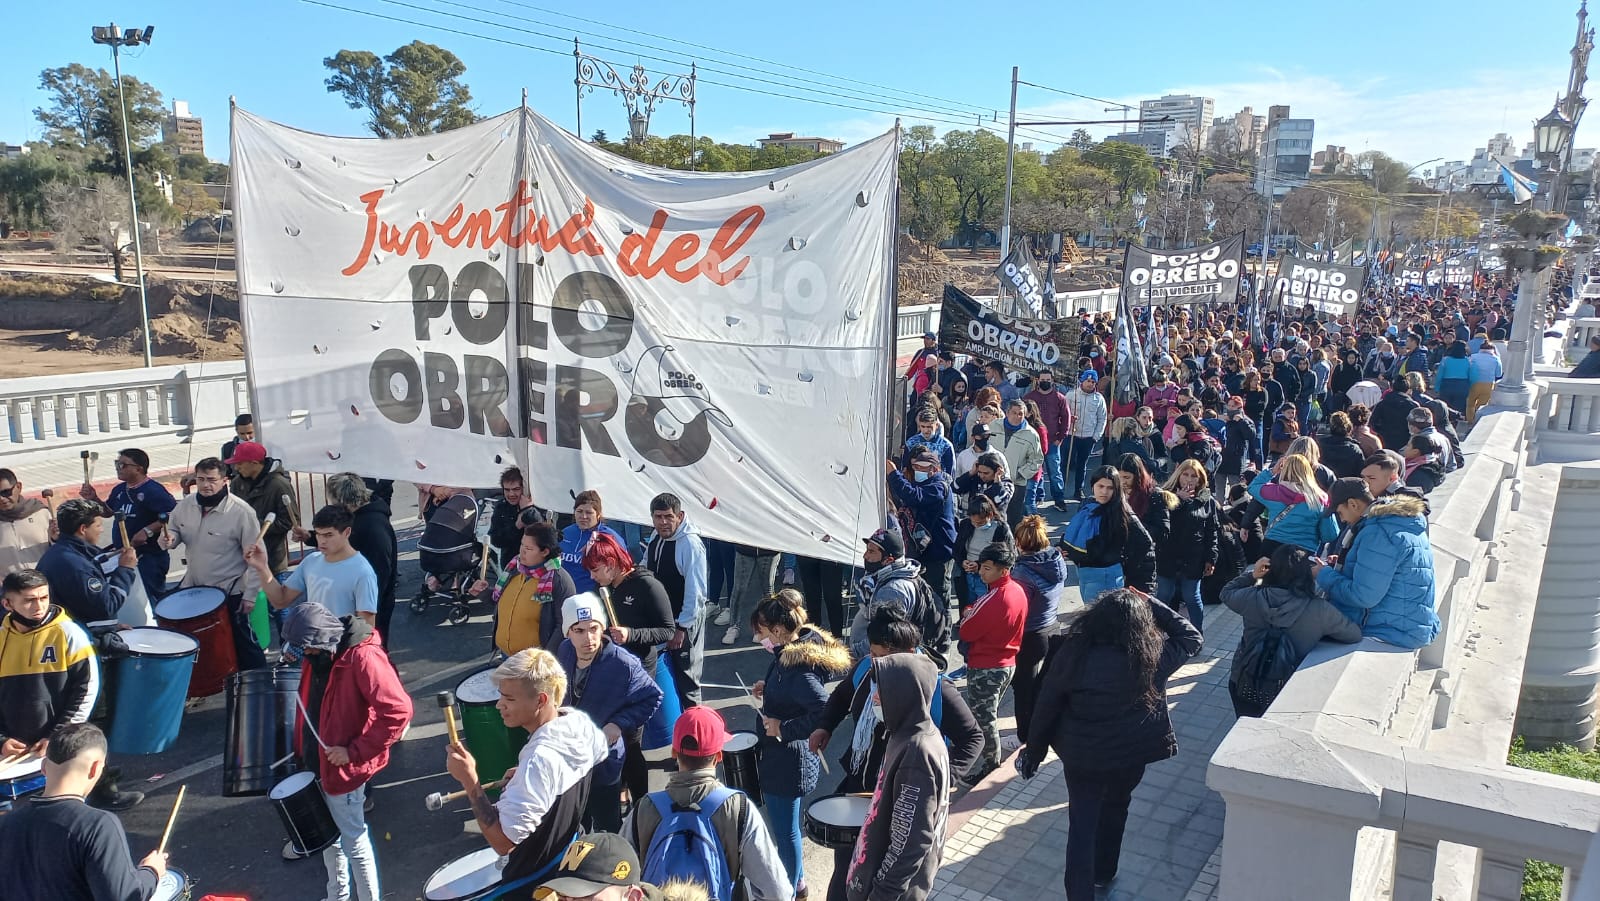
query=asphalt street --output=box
[100,523,866,901]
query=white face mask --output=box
[871,702,884,722]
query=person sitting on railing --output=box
[1313,483,1439,651]
[1571,335,1600,378]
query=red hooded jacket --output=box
[297,629,413,795]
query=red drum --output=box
[156,587,237,698]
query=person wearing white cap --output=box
[554,593,662,833]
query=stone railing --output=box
[1566,316,1600,365]
[1535,376,1600,463]
[1207,408,1600,901]
[0,361,249,467]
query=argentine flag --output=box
[1500,162,1539,204]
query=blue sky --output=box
[0,0,1585,175]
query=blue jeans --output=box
[764,791,805,890]
[322,783,379,901]
[1077,564,1124,603]
[1025,478,1041,515]
[1065,436,1097,499]
[1043,441,1067,504]
[704,538,737,605]
[1157,575,1204,633]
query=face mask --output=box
[871,702,884,722]
[9,608,47,630]
[759,636,776,651]
[196,485,228,509]
[308,652,335,673]
[913,471,930,483]
[863,559,886,574]
[1037,381,1052,391]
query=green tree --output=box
[898,125,956,247]
[936,129,1009,248]
[1067,129,1095,152]
[589,129,608,144]
[35,64,164,174]
[1083,141,1159,200]
[324,41,478,137]
[1359,151,1414,195]
[0,146,83,228]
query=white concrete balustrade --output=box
[1208,406,1600,901]
[1537,376,1600,463]
[0,361,248,469]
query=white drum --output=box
[455,668,499,704]
[150,867,192,901]
[121,628,201,657]
[722,732,759,753]
[154,586,227,620]
[96,550,154,628]
[423,847,507,900]
[0,754,43,800]
[804,793,873,850]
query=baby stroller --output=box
[411,494,494,625]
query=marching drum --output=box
[269,771,340,856]
[223,666,302,797]
[0,755,44,801]
[108,628,199,755]
[720,731,762,805]
[149,867,193,901]
[456,668,526,794]
[155,586,237,697]
[423,847,508,900]
[804,793,872,850]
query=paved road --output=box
[101,522,867,901]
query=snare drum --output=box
[0,755,44,800]
[155,586,237,698]
[804,793,872,850]
[109,628,199,756]
[269,771,340,856]
[720,731,762,805]
[423,847,507,900]
[456,668,526,793]
[150,867,193,901]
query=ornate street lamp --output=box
[1535,103,1574,165]
[574,39,695,152]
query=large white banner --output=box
[231,107,897,563]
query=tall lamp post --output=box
[91,22,155,368]
[574,39,695,153]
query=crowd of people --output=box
[1,258,1575,900]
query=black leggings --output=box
[1012,627,1056,742]
[796,556,847,633]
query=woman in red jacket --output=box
[284,602,413,900]
[956,542,1027,787]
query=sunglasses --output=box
[0,487,13,499]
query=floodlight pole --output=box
[93,21,155,367]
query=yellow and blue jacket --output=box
[0,607,99,745]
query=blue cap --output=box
[1079,369,1098,384]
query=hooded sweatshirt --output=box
[1220,572,1361,686]
[848,558,925,659]
[295,616,412,795]
[497,708,609,885]
[0,499,51,575]
[845,655,949,901]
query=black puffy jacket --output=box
[1156,492,1219,580]
[1317,435,1367,480]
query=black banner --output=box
[1122,234,1245,305]
[938,284,1081,376]
[995,243,1047,317]
[1272,254,1365,318]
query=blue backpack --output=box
[641,786,738,901]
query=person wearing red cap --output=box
[628,706,792,901]
[227,440,299,587]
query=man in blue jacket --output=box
[1313,492,1439,649]
[886,449,957,605]
[37,500,138,630]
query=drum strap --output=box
[484,831,581,900]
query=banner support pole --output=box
[999,66,1019,262]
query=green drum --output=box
[456,667,527,794]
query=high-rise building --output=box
[1138,94,1214,156]
[1208,107,1266,156]
[162,100,205,157]
[1256,106,1315,198]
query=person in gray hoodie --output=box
[1220,543,1361,717]
[844,654,949,901]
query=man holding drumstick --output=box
[445,647,608,891]
[0,723,166,901]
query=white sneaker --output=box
[713,607,733,627]
[721,625,739,645]
[282,840,309,861]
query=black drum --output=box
[224,666,302,797]
[721,732,762,805]
[269,771,340,855]
[804,793,872,850]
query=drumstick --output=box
[291,687,329,749]
[478,538,492,581]
[255,512,277,544]
[437,691,462,746]
[157,785,186,854]
[117,517,132,549]
[596,587,619,632]
[424,778,506,811]
[81,450,92,484]
[41,488,54,517]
